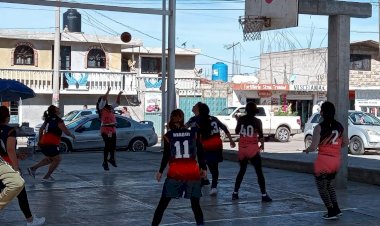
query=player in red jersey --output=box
[304,101,348,220]
[152,109,207,226]
[232,102,272,202]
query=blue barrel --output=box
[212,62,228,82]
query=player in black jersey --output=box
[152,109,207,226]
[232,102,272,202]
[304,101,348,220]
[197,103,235,196]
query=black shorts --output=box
[162,178,202,199]
[41,145,60,157]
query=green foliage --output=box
[274,111,299,116]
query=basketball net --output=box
[239,16,271,41]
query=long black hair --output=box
[320,101,335,123]
[168,109,185,130]
[198,103,212,138]
[43,105,57,121]
[0,106,10,124]
[245,102,259,116]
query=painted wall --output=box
[0,38,53,69]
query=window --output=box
[350,54,371,71]
[80,119,101,131]
[80,111,92,117]
[256,107,266,116]
[14,45,34,65]
[141,57,162,74]
[311,114,321,123]
[87,49,106,68]
[217,107,237,116]
[116,117,131,128]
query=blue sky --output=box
[0,0,378,77]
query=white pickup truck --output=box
[215,105,302,142]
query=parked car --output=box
[33,108,98,133]
[304,111,380,155]
[215,105,302,142]
[28,115,158,152]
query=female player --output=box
[197,103,235,196]
[304,101,348,220]
[96,87,123,171]
[152,109,207,226]
[232,102,272,202]
[28,105,75,182]
[0,106,45,226]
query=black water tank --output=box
[63,9,81,32]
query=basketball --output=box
[120,32,132,43]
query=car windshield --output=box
[62,111,78,121]
[217,107,237,116]
[66,117,86,129]
[349,112,380,126]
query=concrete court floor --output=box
[1,149,380,226]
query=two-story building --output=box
[232,40,380,126]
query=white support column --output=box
[161,0,167,138]
[167,0,176,117]
[327,15,350,189]
[52,0,61,107]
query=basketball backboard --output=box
[245,0,299,31]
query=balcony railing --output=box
[0,69,204,95]
[0,69,138,94]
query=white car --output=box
[304,111,380,155]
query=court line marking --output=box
[160,208,358,225]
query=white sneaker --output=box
[41,177,55,183]
[209,188,218,196]
[27,216,45,226]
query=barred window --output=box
[14,45,34,65]
[87,49,106,68]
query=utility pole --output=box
[167,0,176,116]
[52,0,61,107]
[161,0,167,141]
[225,42,240,79]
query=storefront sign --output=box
[291,85,326,91]
[258,90,272,98]
[232,83,289,91]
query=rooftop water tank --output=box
[212,62,228,82]
[63,9,81,32]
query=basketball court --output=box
[1,150,380,225]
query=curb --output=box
[223,150,380,186]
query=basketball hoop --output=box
[239,16,271,41]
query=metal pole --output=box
[232,42,235,78]
[167,0,176,116]
[52,0,61,107]
[161,0,167,139]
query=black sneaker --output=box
[201,178,210,186]
[323,213,338,220]
[102,162,109,171]
[262,194,272,202]
[108,159,117,167]
[333,202,342,216]
[232,192,239,200]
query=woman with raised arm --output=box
[96,87,123,171]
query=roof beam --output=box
[0,0,170,16]
[299,0,372,18]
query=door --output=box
[115,116,134,148]
[73,118,103,150]
[256,107,271,134]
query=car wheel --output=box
[349,136,365,155]
[305,135,313,149]
[59,139,72,153]
[129,138,146,152]
[275,126,290,142]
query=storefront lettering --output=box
[292,85,326,91]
